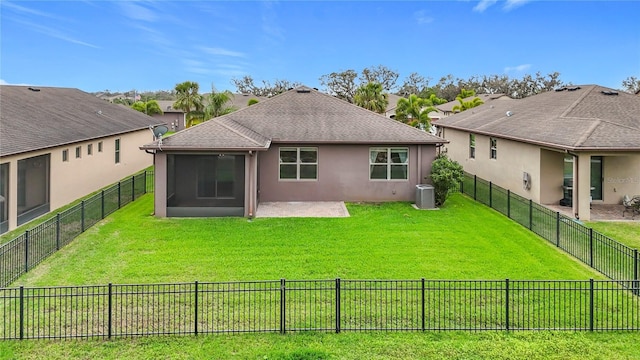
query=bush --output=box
[429,152,464,206]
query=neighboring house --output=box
[0,85,162,233]
[141,86,447,218]
[436,93,512,117]
[153,94,266,131]
[436,85,640,221]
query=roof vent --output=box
[555,87,566,92]
[28,87,41,92]
[567,86,581,91]
[601,90,618,96]
[296,89,311,93]
[506,111,513,117]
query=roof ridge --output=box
[559,85,595,118]
[573,120,601,147]
[217,118,268,146]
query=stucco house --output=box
[0,85,162,233]
[141,86,447,218]
[436,85,640,221]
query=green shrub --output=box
[429,152,464,206]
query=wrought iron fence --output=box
[0,171,154,287]
[0,278,638,340]
[460,173,640,286]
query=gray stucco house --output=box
[141,86,447,218]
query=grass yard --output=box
[2,332,640,360]
[12,193,601,287]
[586,221,640,250]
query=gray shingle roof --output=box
[1,85,163,156]
[436,85,640,151]
[436,93,512,113]
[142,86,446,151]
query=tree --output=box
[231,75,301,97]
[204,86,236,119]
[429,152,464,206]
[319,69,359,103]
[247,98,259,106]
[359,65,399,92]
[131,100,163,115]
[622,76,640,94]
[397,72,430,97]
[451,89,484,113]
[394,94,437,129]
[173,81,203,127]
[353,82,389,114]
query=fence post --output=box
[194,281,199,336]
[19,286,24,340]
[473,175,477,200]
[589,279,594,332]
[589,228,594,268]
[117,181,122,209]
[507,190,511,218]
[528,199,533,230]
[505,279,509,331]
[56,213,61,251]
[489,182,493,208]
[24,230,29,274]
[108,283,112,339]
[101,190,105,219]
[280,279,286,334]
[335,278,341,334]
[421,278,425,332]
[131,175,135,202]
[81,200,85,232]
[555,212,560,248]
[460,176,464,194]
[143,170,147,194]
[633,249,638,296]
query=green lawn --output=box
[586,221,640,250]
[2,332,639,360]
[12,193,601,287]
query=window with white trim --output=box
[469,134,476,159]
[369,147,408,180]
[490,137,497,159]
[279,147,318,180]
[115,138,121,164]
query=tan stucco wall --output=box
[257,144,437,202]
[601,154,640,203]
[442,128,543,203]
[0,130,154,231]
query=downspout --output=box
[248,151,254,218]
[565,150,579,219]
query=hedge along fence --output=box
[0,171,154,287]
[0,278,638,340]
[460,172,640,286]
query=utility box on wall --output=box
[415,184,435,209]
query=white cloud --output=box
[118,2,158,22]
[504,64,532,73]
[10,18,99,48]
[473,0,498,13]
[504,0,531,11]
[201,47,246,58]
[414,10,434,25]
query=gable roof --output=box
[436,93,512,113]
[142,86,446,151]
[1,85,162,157]
[436,85,640,151]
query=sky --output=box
[1,0,639,94]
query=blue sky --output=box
[1,0,639,93]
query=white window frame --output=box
[369,147,409,181]
[490,137,497,159]
[469,134,476,159]
[115,138,121,164]
[279,147,318,181]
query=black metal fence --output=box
[460,173,640,285]
[0,171,154,288]
[1,278,638,339]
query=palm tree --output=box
[204,87,237,119]
[173,81,203,127]
[452,89,484,113]
[131,100,163,116]
[394,94,437,129]
[353,82,388,114]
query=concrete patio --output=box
[254,201,350,218]
[545,203,639,222]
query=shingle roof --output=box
[436,93,512,113]
[142,86,446,151]
[436,85,640,151]
[1,85,163,156]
